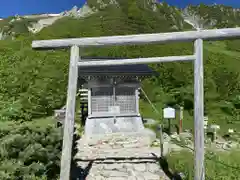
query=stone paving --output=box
[75,131,170,180]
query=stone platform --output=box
[75,131,169,180]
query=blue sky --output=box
[0,0,240,18]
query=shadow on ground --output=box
[158,156,184,180]
[70,129,93,180]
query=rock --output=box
[67,6,79,17]
[210,124,220,130]
[107,178,126,180]
[215,140,225,145]
[178,172,186,179]
[162,133,171,142]
[228,129,234,133]
[127,169,137,176]
[222,141,239,150]
[179,132,193,140]
[143,172,160,179]
[222,143,231,150]
[95,175,105,180]
[0,31,6,40]
[128,176,137,180]
[109,0,119,5]
[77,4,95,18]
[136,176,145,180]
[147,163,160,173]
[104,163,123,170]
[28,16,62,33]
[123,163,133,168]
[109,171,129,177]
[170,132,180,142]
[97,0,108,9]
[229,142,239,149]
[134,164,146,172]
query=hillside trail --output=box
[74,130,171,180]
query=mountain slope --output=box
[1,2,240,179]
[0,0,240,129]
[1,1,240,40]
[183,4,240,29]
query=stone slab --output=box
[75,131,170,180]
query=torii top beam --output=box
[32,28,240,49]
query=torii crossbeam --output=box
[32,27,240,180]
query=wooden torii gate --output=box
[32,28,240,180]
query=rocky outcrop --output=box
[28,4,96,34]
[0,30,8,40]
[2,1,240,37]
[28,16,62,33]
[23,13,60,19]
[77,4,96,18]
[0,31,4,40]
[61,4,96,18]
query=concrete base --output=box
[84,116,145,136]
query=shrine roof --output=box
[78,57,157,77]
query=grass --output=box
[205,41,240,58]
[137,40,240,136]
[167,150,240,180]
[0,116,56,129]
[141,95,240,180]
[140,99,240,138]
[140,100,194,132]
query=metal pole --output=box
[168,118,171,135]
[179,106,183,134]
[113,79,117,123]
[194,38,205,180]
[158,124,164,157]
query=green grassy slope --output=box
[0,1,240,179]
[167,150,240,180]
[0,0,239,129]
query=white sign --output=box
[163,107,175,119]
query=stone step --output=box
[78,130,156,146]
[75,147,160,160]
[80,162,169,180]
[74,131,169,180]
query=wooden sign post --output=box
[163,107,176,135]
